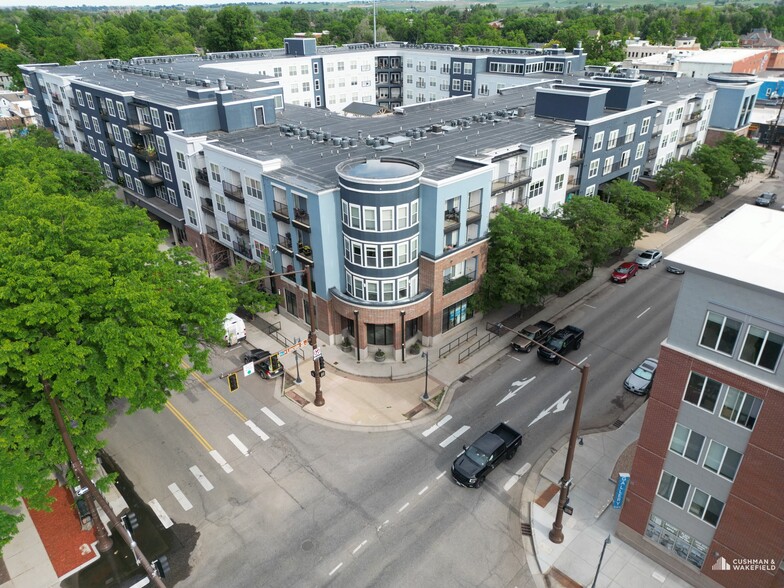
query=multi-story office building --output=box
[618,205,784,588]
[19,42,752,359]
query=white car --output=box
[635,249,663,269]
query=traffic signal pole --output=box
[304,265,324,406]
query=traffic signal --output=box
[228,373,239,392]
[152,555,171,578]
[318,356,325,369]
[122,512,139,534]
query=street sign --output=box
[313,346,322,360]
[278,339,309,358]
[613,473,630,509]
[243,362,255,377]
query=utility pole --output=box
[44,380,166,588]
[768,97,784,178]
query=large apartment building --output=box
[18,41,751,359]
[618,205,784,588]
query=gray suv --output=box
[755,192,777,207]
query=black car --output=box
[241,348,284,379]
[755,192,777,207]
[666,265,685,275]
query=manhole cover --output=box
[301,539,314,551]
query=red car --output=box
[611,262,639,283]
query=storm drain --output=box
[301,539,315,552]
[459,375,471,383]
[520,523,532,536]
[612,419,625,429]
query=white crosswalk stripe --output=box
[228,434,250,456]
[148,498,173,529]
[210,450,233,473]
[503,463,531,492]
[423,415,452,437]
[245,419,269,440]
[261,406,285,426]
[189,465,214,491]
[439,425,471,448]
[168,483,193,511]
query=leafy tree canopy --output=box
[560,195,628,275]
[714,134,766,179]
[603,179,670,244]
[691,144,740,199]
[655,159,712,216]
[0,135,234,549]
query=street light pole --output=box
[421,351,429,401]
[44,380,166,588]
[591,534,612,588]
[294,337,302,384]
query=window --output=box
[381,208,394,231]
[150,108,161,127]
[129,155,138,171]
[302,81,310,92]
[558,145,569,162]
[657,471,689,508]
[86,93,94,109]
[134,178,144,194]
[166,188,177,205]
[105,100,115,117]
[396,204,409,229]
[187,208,197,226]
[607,130,618,149]
[367,323,393,344]
[410,236,419,261]
[452,79,460,91]
[176,152,187,170]
[315,96,322,107]
[529,180,545,198]
[592,131,604,152]
[397,278,408,299]
[675,107,683,120]
[162,163,172,182]
[452,62,461,74]
[349,204,361,228]
[603,156,614,175]
[397,242,408,265]
[290,84,299,94]
[98,141,106,157]
[165,112,175,131]
[182,181,192,200]
[366,281,378,301]
[382,246,394,267]
[720,388,762,430]
[631,166,641,183]
[669,424,705,463]
[700,311,741,355]
[532,149,548,169]
[410,200,419,225]
[464,62,473,75]
[684,372,721,413]
[462,80,472,92]
[81,113,90,130]
[352,243,362,265]
[625,124,636,143]
[301,64,309,75]
[641,117,651,135]
[666,111,674,125]
[118,150,127,167]
[273,67,282,78]
[91,116,100,132]
[688,489,724,526]
[112,124,122,143]
[215,193,226,213]
[365,245,377,267]
[620,150,630,168]
[156,136,166,156]
[337,61,344,71]
[585,185,596,196]
[740,325,784,370]
[103,162,112,178]
[246,177,262,200]
[123,128,132,146]
[254,241,271,264]
[249,209,267,232]
[361,207,376,231]
[588,159,600,178]
[382,282,394,301]
[704,440,742,481]
[87,136,96,151]
[554,174,565,191]
[124,172,133,187]
[635,142,645,160]
[220,223,230,241]
[75,89,84,106]
[117,102,126,120]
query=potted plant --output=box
[374,348,386,362]
[408,341,421,355]
[341,336,353,352]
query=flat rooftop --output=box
[680,48,771,64]
[667,204,784,294]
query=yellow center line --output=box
[189,369,249,423]
[165,401,213,452]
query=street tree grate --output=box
[612,419,624,429]
[521,523,532,536]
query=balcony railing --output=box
[63,136,74,147]
[444,208,460,230]
[466,204,481,224]
[443,270,477,295]
[491,168,532,194]
[57,114,69,126]
[205,225,219,240]
[651,126,663,138]
[566,175,580,191]
[51,93,63,105]
[293,208,310,229]
[272,200,289,220]
[647,148,658,161]
[140,173,164,187]
[73,119,83,131]
[296,244,313,265]
[570,152,584,165]
[200,197,214,215]
[68,97,77,109]
[127,117,153,134]
[99,107,110,121]
[684,110,702,124]
[222,180,244,203]
[227,211,249,233]
[277,235,293,253]
[678,133,697,147]
[233,240,253,259]
[133,146,158,162]
[81,141,90,153]
[195,168,209,186]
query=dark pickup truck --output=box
[451,423,522,488]
[537,325,584,365]
[511,320,556,353]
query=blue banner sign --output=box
[612,473,630,509]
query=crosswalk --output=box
[150,406,286,526]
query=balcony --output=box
[195,168,209,186]
[106,134,115,146]
[443,270,476,294]
[678,133,697,147]
[416,65,426,72]
[205,225,220,240]
[81,141,90,153]
[51,93,63,105]
[99,108,109,121]
[68,97,77,108]
[647,148,658,161]
[684,110,703,125]
[296,244,313,265]
[222,181,244,203]
[444,208,460,231]
[57,114,69,126]
[466,204,481,224]
[651,126,663,138]
[227,211,249,234]
[570,152,584,165]
[127,117,153,135]
[566,175,580,191]
[491,169,532,194]
[233,240,253,259]
[201,197,215,215]
[277,234,293,253]
[63,136,74,147]
[271,200,290,221]
[111,156,122,168]
[140,173,164,187]
[73,119,83,131]
[133,145,158,162]
[292,208,310,230]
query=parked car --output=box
[624,358,659,395]
[666,265,685,275]
[537,325,584,365]
[611,262,639,283]
[451,423,522,488]
[241,348,284,379]
[635,249,663,269]
[511,320,556,353]
[755,192,777,207]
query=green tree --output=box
[0,136,234,549]
[604,179,670,243]
[655,159,712,216]
[715,134,766,180]
[691,145,740,199]
[226,262,279,315]
[479,208,580,310]
[560,196,627,276]
[206,6,257,53]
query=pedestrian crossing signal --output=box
[228,373,239,392]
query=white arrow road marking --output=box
[168,483,193,511]
[261,406,285,426]
[209,450,234,473]
[529,390,572,427]
[245,420,269,440]
[439,425,471,447]
[497,376,536,406]
[148,499,173,529]
[423,414,452,437]
[228,434,249,456]
[503,463,532,492]
[189,466,214,491]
